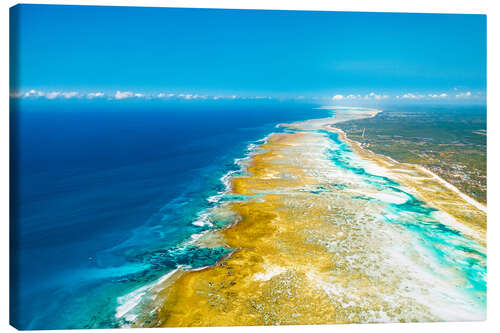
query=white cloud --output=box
[428,93,448,98]
[346,94,361,100]
[402,93,425,99]
[24,89,44,98]
[87,92,105,99]
[45,92,61,99]
[456,91,472,98]
[114,91,134,99]
[17,89,309,101]
[62,92,78,98]
[40,91,79,99]
[332,94,344,100]
[177,93,207,100]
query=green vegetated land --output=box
[336,105,487,204]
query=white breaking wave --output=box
[115,267,181,322]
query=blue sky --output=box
[10,4,486,103]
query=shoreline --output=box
[326,125,486,245]
[329,126,487,214]
[126,106,486,327]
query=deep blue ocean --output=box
[10,99,328,329]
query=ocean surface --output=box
[10,99,329,329]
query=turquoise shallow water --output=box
[324,130,486,311]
